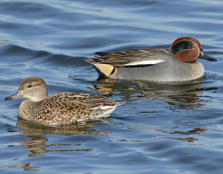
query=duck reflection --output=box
[0,163,39,172]
[93,78,215,109]
[114,126,207,143]
[170,127,207,135]
[116,137,198,143]
[17,118,109,157]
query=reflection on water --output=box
[17,115,208,158]
[1,0,222,173]
[93,78,211,109]
[21,136,92,157]
[17,118,109,157]
[115,137,198,143]
[113,123,207,143]
[0,163,38,172]
[17,118,110,136]
[170,127,207,135]
[0,119,112,172]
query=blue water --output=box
[0,0,223,173]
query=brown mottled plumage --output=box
[5,76,124,126]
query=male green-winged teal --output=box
[5,76,124,126]
[86,37,216,82]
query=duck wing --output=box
[92,48,170,67]
[44,92,122,111]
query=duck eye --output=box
[27,85,32,88]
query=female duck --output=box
[86,37,216,82]
[5,76,124,126]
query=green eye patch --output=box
[171,41,195,54]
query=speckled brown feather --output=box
[5,76,124,126]
[19,92,124,126]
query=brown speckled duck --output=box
[86,37,216,82]
[5,76,124,126]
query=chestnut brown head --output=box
[169,37,216,63]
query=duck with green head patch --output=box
[86,37,216,82]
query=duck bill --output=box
[5,91,22,100]
[199,50,217,62]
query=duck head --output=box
[5,76,48,102]
[169,37,217,63]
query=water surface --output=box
[0,0,223,174]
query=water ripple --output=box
[0,0,223,174]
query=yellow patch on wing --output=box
[94,63,116,77]
[86,58,116,77]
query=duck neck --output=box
[29,88,48,102]
[18,99,43,121]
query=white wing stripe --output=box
[125,60,165,66]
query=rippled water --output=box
[0,0,223,173]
